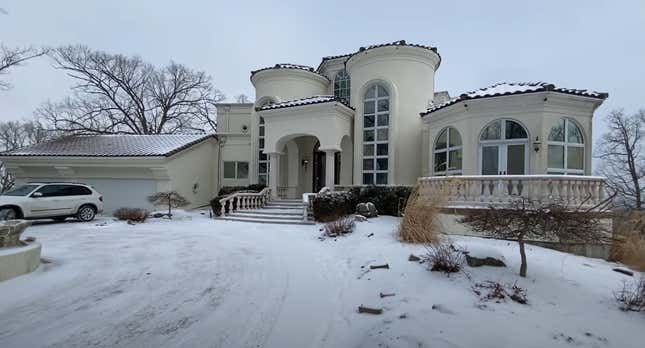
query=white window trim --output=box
[477,119,530,175]
[547,118,585,175]
[224,161,249,179]
[333,69,351,103]
[433,127,463,176]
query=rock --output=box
[152,212,165,218]
[408,254,421,262]
[0,220,31,248]
[613,268,634,276]
[356,202,378,218]
[465,254,506,267]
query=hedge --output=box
[311,185,413,222]
[210,184,266,216]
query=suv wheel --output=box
[77,205,96,222]
[0,208,17,220]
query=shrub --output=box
[398,185,443,244]
[473,281,528,304]
[423,244,464,273]
[323,216,356,237]
[614,276,645,312]
[312,191,356,222]
[211,184,266,216]
[610,209,645,271]
[348,185,413,216]
[113,208,149,222]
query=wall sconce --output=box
[533,136,541,152]
[301,159,310,170]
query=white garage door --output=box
[41,178,158,214]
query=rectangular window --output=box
[362,173,374,185]
[376,173,388,185]
[548,145,564,169]
[364,115,375,128]
[224,162,236,179]
[224,161,249,179]
[567,146,584,170]
[237,162,249,179]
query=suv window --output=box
[65,185,92,196]
[34,184,91,197]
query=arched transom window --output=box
[334,69,350,104]
[547,118,584,174]
[433,127,462,176]
[479,119,529,175]
[362,84,389,185]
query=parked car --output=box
[0,183,104,222]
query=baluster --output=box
[220,200,226,216]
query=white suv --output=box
[0,183,104,222]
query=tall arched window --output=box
[547,118,584,174]
[433,127,462,176]
[334,69,350,104]
[479,119,529,175]
[362,84,389,185]
[257,116,268,184]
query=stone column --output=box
[324,150,337,191]
[268,152,282,198]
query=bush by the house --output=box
[348,185,413,216]
[210,184,267,216]
[473,281,528,304]
[614,276,645,312]
[323,216,356,237]
[113,208,149,223]
[424,244,464,273]
[398,185,443,244]
[312,191,356,222]
[610,209,645,272]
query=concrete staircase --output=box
[216,199,314,225]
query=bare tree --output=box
[596,109,645,208]
[39,45,224,135]
[0,119,51,151]
[147,191,190,219]
[0,162,15,193]
[0,45,47,90]
[460,198,612,277]
[234,94,250,103]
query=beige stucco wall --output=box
[422,92,602,176]
[215,103,254,188]
[346,45,440,185]
[165,138,218,207]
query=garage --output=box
[0,134,219,214]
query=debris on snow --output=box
[358,306,383,315]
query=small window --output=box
[224,161,250,179]
[224,162,236,179]
[433,127,463,176]
[547,118,584,174]
[334,69,351,104]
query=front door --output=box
[312,142,326,192]
[480,144,527,175]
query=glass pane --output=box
[259,151,267,161]
[363,158,374,171]
[237,162,249,179]
[259,138,264,148]
[377,99,389,112]
[365,86,376,99]
[549,119,565,142]
[363,115,375,128]
[363,130,375,142]
[334,81,340,90]
[548,145,564,169]
[449,128,462,146]
[363,144,374,156]
[567,146,584,170]
[363,173,374,185]
[482,146,499,175]
[436,129,447,149]
[448,149,462,171]
[481,121,501,140]
[507,144,525,175]
[434,151,447,172]
[377,114,389,126]
[224,162,236,179]
[376,173,388,185]
[567,121,583,144]
[363,101,375,114]
[377,128,388,141]
[377,85,388,97]
[259,117,264,124]
[376,158,388,170]
[259,126,264,136]
[259,162,267,174]
[258,175,267,185]
[505,120,527,139]
[377,143,388,156]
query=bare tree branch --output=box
[0,45,48,90]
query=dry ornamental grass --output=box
[398,184,444,244]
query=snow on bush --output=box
[113,208,149,223]
[473,281,528,304]
[423,243,464,273]
[615,276,645,312]
[312,191,356,222]
[323,216,356,237]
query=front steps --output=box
[216,199,315,225]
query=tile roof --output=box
[0,134,215,158]
[421,82,609,116]
[256,95,353,111]
[250,64,330,81]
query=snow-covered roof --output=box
[250,63,330,81]
[421,82,608,116]
[0,134,216,158]
[256,95,353,112]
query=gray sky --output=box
[1,0,644,144]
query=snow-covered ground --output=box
[0,212,643,348]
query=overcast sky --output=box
[1,0,644,143]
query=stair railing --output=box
[219,187,272,216]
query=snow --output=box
[257,96,349,111]
[0,212,643,348]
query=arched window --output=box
[257,116,268,184]
[547,118,584,174]
[479,119,529,175]
[334,69,350,104]
[362,84,389,185]
[433,127,462,176]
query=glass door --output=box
[506,144,526,175]
[480,144,527,175]
[481,145,500,175]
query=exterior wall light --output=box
[301,159,310,170]
[533,136,541,152]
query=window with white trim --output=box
[224,161,249,179]
[433,127,462,175]
[334,69,350,104]
[362,84,389,185]
[547,118,584,174]
[257,116,268,184]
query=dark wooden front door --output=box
[313,142,325,192]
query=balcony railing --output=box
[417,175,606,209]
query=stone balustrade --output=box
[219,187,272,216]
[417,175,607,209]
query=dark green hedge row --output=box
[312,185,413,222]
[211,184,266,216]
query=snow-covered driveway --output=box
[0,212,643,348]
